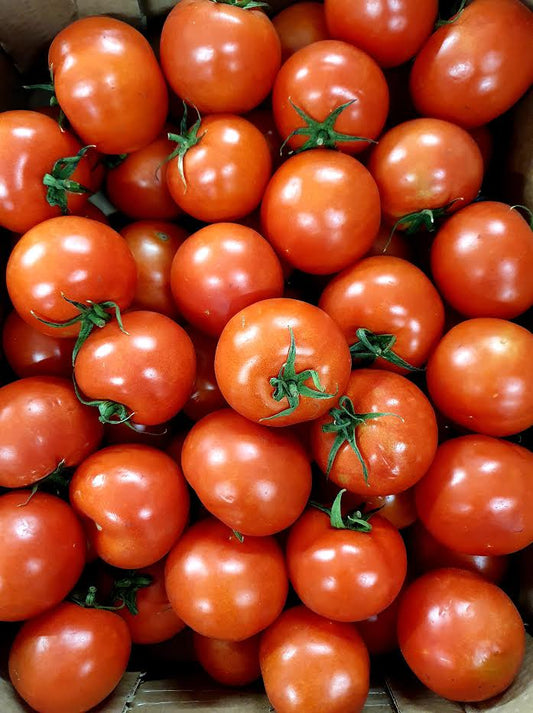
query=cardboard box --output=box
[0,1,531,711]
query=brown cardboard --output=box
[507,89,533,211]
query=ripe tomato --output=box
[49,16,168,154]
[426,318,533,436]
[410,0,533,127]
[165,518,288,641]
[261,150,381,274]
[365,224,413,261]
[397,568,526,701]
[74,310,196,426]
[272,2,329,62]
[260,605,370,713]
[9,602,131,713]
[0,490,86,621]
[243,108,283,170]
[170,223,284,337]
[364,489,417,531]
[183,327,227,422]
[357,594,401,656]
[70,444,190,569]
[215,298,352,426]
[160,0,281,114]
[193,632,261,686]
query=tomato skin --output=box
[70,445,190,569]
[9,602,131,713]
[0,376,103,489]
[365,224,413,261]
[410,0,533,128]
[273,2,329,62]
[49,16,168,154]
[160,0,281,114]
[260,605,370,713]
[193,633,261,686]
[170,223,284,337]
[426,318,533,436]
[0,491,86,621]
[183,328,227,422]
[6,216,137,338]
[430,202,533,319]
[357,594,400,656]
[397,568,526,702]
[364,489,417,531]
[261,150,381,274]
[74,310,196,426]
[215,298,352,426]
[165,518,288,641]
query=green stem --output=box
[165,103,205,189]
[109,570,153,616]
[435,0,467,28]
[350,328,424,372]
[43,145,94,214]
[385,198,464,249]
[510,204,533,230]
[73,378,137,428]
[310,489,374,532]
[69,585,126,611]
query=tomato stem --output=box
[350,328,424,372]
[73,378,137,428]
[166,102,205,189]
[109,570,153,616]
[435,0,467,28]
[23,66,67,128]
[510,204,533,230]
[385,198,464,248]
[232,530,245,543]
[310,489,374,532]
[210,0,269,9]
[70,585,128,611]
[43,145,94,214]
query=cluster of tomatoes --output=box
[0,0,532,712]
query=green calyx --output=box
[210,0,269,8]
[102,153,128,169]
[385,199,463,249]
[280,99,376,155]
[73,378,137,429]
[109,570,153,616]
[435,0,467,28]
[43,145,94,214]
[261,326,336,421]
[23,67,67,128]
[70,585,127,612]
[166,103,205,189]
[310,488,374,532]
[350,328,423,372]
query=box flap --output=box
[76,0,144,23]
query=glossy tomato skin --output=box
[397,568,526,701]
[6,216,137,338]
[272,2,329,62]
[160,0,281,114]
[181,408,312,536]
[215,298,352,426]
[170,223,284,337]
[49,16,168,154]
[410,0,533,128]
[74,310,196,426]
[364,489,417,531]
[319,256,445,371]
[9,602,131,713]
[272,40,389,154]
[426,318,533,436]
[0,491,86,621]
[0,110,93,233]
[430,202,533,319]
[261,149,381,274]
[260,605,370,713]
[193,633,261,686]
[70,444,190,569]
[183,327,227,422]
[0,376,103,489]
[165,518,288,641]
[368,118,484,225]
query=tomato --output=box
[0,376,103,489]
[410,0,533,128]
[368,118,484,226]
[193,632,261,686]
[364,489,417,531]
[74,310,196,426]
[273,2,329,62]
[160,0,281,114]
[165,517,288,641]
[244,108,283,171]
[426,318,533,436]
[182,408,312,536]
[105,134,182,220]
[0,490,86,621]
[102,418,174,450]
[319,256,445,372]
[183,328,227,422]
[215,298,352,426]
[49,16,168,154]
[261,150,381,274]
[260,605,370,713]
[397,568,526,701]
[70,444,190,569]
[365,224,413,261]
[272,40,389,154]
[357,594,400,656]
[170,223,284,337]
[121,221,188,319]
[325,0,438,68]
[9,602,131,713]
[6,216,137,338]
[166,114,272,223]
[430,202,533,319]
[80,200,110,224]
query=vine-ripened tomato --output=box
[272,2,329,62]
[193,632,261,687]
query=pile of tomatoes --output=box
[0,1,532,712]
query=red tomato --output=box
[160,0,281,114]
[364,489,417,531]
[365,224,413,261]
[80,200,110,224]
[170,223,284,337]
[215,298,352,426]
[397,569,526,701]
[165,518,288,641]
[70,444,190,569]
[121,221,188,319]
[0,491,86,621]
[426,318,533,436]
[430,202,533,319]
[272,2,329,62]
[357,594,400,656]
[260,605,370,713]
[410,0,533,127]
[9,602,131,713]
[193,633,261,686]
[49,16,168,153]
[103,419,174,450]
[183,328,227,422]
[261,150,381,274]
[243,109,283,171]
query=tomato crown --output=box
[311,488,376,532]
[350,328,423,372]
